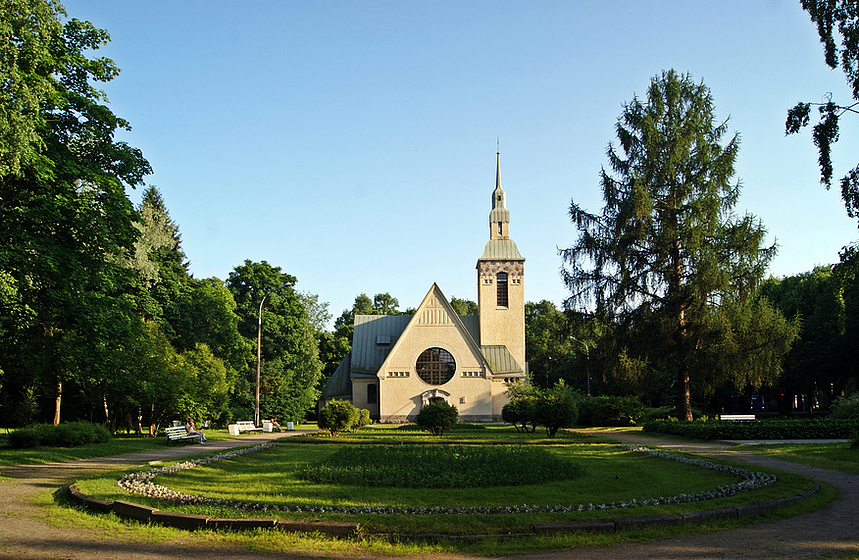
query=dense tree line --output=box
[0,1,323,432]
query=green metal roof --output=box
[350,314,411,374]
[478,238,524,261]
[480,344,525,375]
[320,352,353,400]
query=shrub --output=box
[578,395,645,426]
[852,430,859,449]
[830,393,859,419]
[318,400,360,437]
[533,381,578,437]
[351,408,372,432]
[501,394,538,433]
[415,400,459,436]
[644,417,859,440]
[8,422,111,448]
[8,428,40,448]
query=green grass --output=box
[59,423,831,556]
[0,428,232,466]
[737,441,859,474]
[295,444,585,488]
[75,436,816,537]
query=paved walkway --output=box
[0,430,857,559]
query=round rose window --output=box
[415,347,456,385]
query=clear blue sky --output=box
[63,0,858,326]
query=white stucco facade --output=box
[321,154,527,422]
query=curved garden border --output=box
[65,441,818,538]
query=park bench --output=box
[228,421,263,436]
[165,425,199,444]
[719,414,756,421]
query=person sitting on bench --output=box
[185,417,206,443]
[270,417,283,432]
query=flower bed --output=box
[117,442,776,516]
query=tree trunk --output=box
[103,395,111,428]
[676,306,693,421]
[53,381,62,425]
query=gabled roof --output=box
[377,283,491,376]
[340,283,522,382]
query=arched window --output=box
[367,383,377,404]
[496,272,508,307]
[416,347,456,385]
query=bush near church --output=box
[416,400,459,436]
[317,400,361,437]
[533,381,579,437]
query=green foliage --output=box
[351,408,372,432]
[295,445,584,488]
[561,70,795,421]
[0,0,152,427]
[759,267,854,406]
[501,384,538,432]
[317,399,360,437]
[8,421,110,448]
[227,260,323,424]
[415,399,459,436]
[524,300,582,390]
[644,417,859,440]
[533,381,579,437]
[852,430,859,449]
[831,393,859,419]
[786,0,859,225]
[577,395,646,427]
[449,296,478,316]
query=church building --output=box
[321,154,527,422]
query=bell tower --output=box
[477,152,525,370]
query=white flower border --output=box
[117,442,776,515]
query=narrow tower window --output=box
[496,272,508,307]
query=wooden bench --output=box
[165,425,199,444]
[228,421,263,436]
[719,414,756,421]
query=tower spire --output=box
[490,152,509,240]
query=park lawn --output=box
[737,441,859,474]
[75,437,816,537]
[0,428,233,466]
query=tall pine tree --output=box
[562,70,797,420]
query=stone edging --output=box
[62,439,818,541]
[65,484,359,538]
[531,485,820,536]
[65,480,818,541]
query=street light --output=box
[255,282,290,427]
[570,336,590,395]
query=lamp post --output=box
[570,336,590,395]
[255,282,290,427]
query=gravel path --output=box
[0,430,856,559]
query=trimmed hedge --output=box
[8,421,111,448]
[578,395,646,427]
[643,417,859,440]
